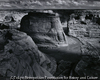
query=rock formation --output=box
[0,10,100,79]
[0,29,57,79]
[20,12,68,48]
[75,43,100,79]
[0,15,20,29]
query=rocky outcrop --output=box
[0,15,20,29]
[54,60,72,77]
[75,55,100,79]
[20,12,68,48]
[74,43,100,79]
[0,29,57,79]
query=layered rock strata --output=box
[20,12,68,48]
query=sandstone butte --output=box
[20,12,81,62]
[20,12,68,48]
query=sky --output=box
[0,0,100,9]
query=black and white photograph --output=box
[0,0,100,80]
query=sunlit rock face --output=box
[0,15,20,29]
[0,11,27,30]
[0,29,56,79]
[20,12,68,48]
[68,11,100,38]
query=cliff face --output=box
[0,29,57,79]
[20,12,68,48]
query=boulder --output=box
[20,12,68,48]
[0,29,57,79]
